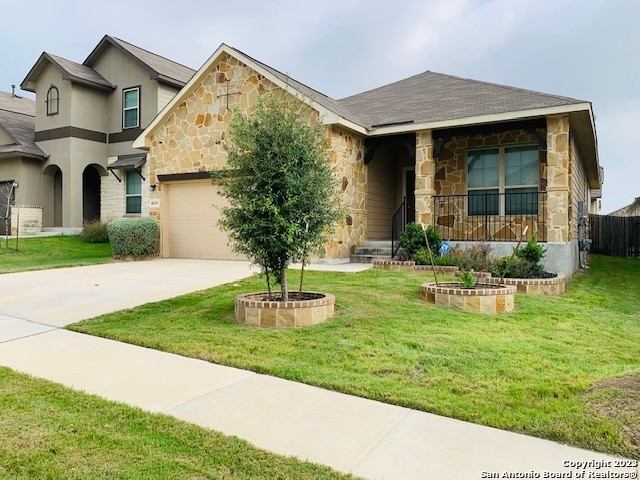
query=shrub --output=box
[517,234,546,265]
[459,270,475,289]
[451,242,493,272]
[434,252,458,266]
[491,256,540,279]
[414,247,432,266]
[399,222,441,259]
[80,221,109,243]
[107,217,158,258]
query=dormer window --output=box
[123,87,140,129]
[46,85,59,116]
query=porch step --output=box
[351,240,393,263]
[360,240,392,249]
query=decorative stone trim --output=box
[421,282,516,313]
[373,260,459,275]
[414,265,459,275]
[10,205,42,235]
[372,259,416,271]
[235,292,336,328]
[485,273,566,296]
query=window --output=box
[467,146,539,215]
[46,85,59,116]
[125,171,142,214]
[123,87,140,129]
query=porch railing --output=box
[391,196,408,257]
[433,191,548,242]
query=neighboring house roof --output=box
[337,70,587,129]
[0,91,46,159]
[21,52,115,92]
[608,197,640,217]
[84,35,196,88]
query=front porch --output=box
[361,115,571,260]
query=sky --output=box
[1,0,637,213]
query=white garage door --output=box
[166,180,243,260]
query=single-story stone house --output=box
[133,44,603,276]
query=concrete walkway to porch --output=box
[0,262,634,479]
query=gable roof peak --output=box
[84,35,196,88]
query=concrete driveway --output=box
[0,259,254,327]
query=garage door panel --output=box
[166,181,244,260]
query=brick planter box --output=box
[421,282,516,314]
[372,259,416,271]
[485,273,566,296]
[235,292,335,328]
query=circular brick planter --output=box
[421,282,516,314]
[485,273,566,296]
[234,292,335,328]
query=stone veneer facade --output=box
[10,206,42,235]
[147,53,367,259]
[431,128,547,241]
[414,118,574,246]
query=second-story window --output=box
[123,87,140,129]
[46,85,59,116]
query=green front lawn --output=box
[0,236,113,274]
[69,255,640,457]
[0,367,353,479]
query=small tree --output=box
[215,95,342,301]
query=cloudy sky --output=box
[1,0,637,212]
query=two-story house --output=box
[18,35,195,230]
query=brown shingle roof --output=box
[21,52,114,92]
[0,92,45,159]
[337,70,587,128]
[84,36,196,88]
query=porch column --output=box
[415,129,436,225]
[546,114,570,243]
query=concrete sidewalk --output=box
[0,318,634,480]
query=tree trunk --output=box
[280,265,288,302]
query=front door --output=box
[405,168,415,223]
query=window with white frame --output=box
[46,85,59,116]
[122,87,140,129]
[467,146,539,216]
[125,171,142,214]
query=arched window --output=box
[46,85,59,116]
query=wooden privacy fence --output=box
[589,214,640,257]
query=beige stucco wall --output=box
[92,47,159,135]
[0,125,13,145]
[0,157,43,209]
[70,83,108,134]
[147,53,367,259]
[34,65,72,133]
